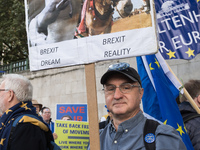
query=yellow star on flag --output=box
[197,0,200,3]
[163,120,167,125]
[166,50,176,59]
[0,123,4,129]
[149,63,154,70]
[24,106,31,111]
[20,102,27,108]
[20,102,31,110]
[154,58,160,68]
[0,138,6,146]
[176,123,185,136]
[5,109,12,115]
[185,48,195,58]
[184,125,187,133]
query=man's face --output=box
[42,108,51,121]
[104,74,143,119]
[0,81,9,114]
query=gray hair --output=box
[2,74,33,102]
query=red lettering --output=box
[73,116,83,121]
[79,107,84,113]
[66,107,72,113]
[59,106,65,113]
[77,116,83,121]
[72,106,79,113]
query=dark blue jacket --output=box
[179,102,200,150]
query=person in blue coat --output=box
[41,107,57,139]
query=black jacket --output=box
[179,102,200,150]
[8,123,48,150]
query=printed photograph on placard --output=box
[26,0,152,47]
[27,0,82,47]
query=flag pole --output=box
[166,62,200,114]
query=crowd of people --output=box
[0,62,199,149]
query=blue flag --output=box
[136,52,194,149]
[155,0,200,60]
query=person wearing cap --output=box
[32,99,43,113]
[88,62,186,150]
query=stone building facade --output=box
[1,55,200,121]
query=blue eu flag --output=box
[136,52,194,149]
[155,0,200,60]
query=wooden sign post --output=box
[85,63,100,150]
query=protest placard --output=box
[57,104,87,121]
[55,120,89,150]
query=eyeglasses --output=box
[43,112,51,114]
[103,83,140,95]
[108,62,130,71]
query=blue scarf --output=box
[0,101,46,150]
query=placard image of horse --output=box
[75,0,133,36]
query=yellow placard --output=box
[55,120,89,150]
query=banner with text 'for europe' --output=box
[156,0,200,60]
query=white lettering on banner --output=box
[172,31,200,49]
[159,31,200,52]
[40,47,58,55]
[102,35,125,45]
[104,48,131,57]
[157,11,200,34]
[159,41,169,53]
[41,58,61,66]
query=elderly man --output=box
[0,74,54,150]
[88,62,186,150]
